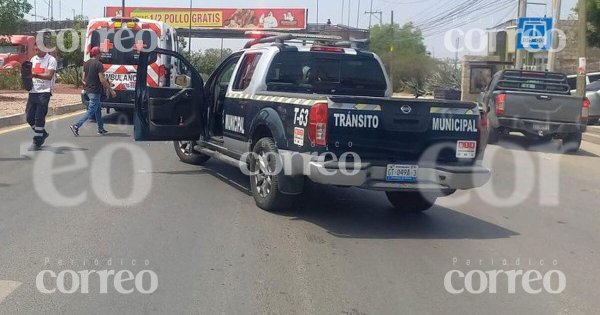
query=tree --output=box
[427,58,462,90]
[183,48,234,79]
[52,17,85,67]
[585,0,600,47]
[0,0,32,35]
[369,23,436,93]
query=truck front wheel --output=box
[385,192,437,213]
[174,141,210,165]
[249,137,293,212]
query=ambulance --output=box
[82,17,180,112]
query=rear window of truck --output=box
[265,51,387,97]
[496,70,571,94]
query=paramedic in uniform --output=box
[26,44,57,151]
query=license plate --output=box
[532,123,550,131]
[386,164,418,182]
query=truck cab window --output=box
[233,53,262,91]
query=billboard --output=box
[104,7,307,30]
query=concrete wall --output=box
[461,56,506,102]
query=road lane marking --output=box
[0,280,22,304]
[0,111,85,135]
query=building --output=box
[487,18,600,74]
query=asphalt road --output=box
[0,112,599,314]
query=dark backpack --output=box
[21,61,33,91]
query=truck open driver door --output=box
[134,48,205,141]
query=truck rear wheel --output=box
[562,133,582,154]
[385,192,436,213]
[487,127,501,144]
[174,141,210,165]
[250,137,293,212]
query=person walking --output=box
[70,47,115,137]
[26,44,57,151]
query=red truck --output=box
[0,35,36,71]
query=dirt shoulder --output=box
[0,84,82,118]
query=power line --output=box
[417,0,514,36]
[365,10,383,27]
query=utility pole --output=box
[356,0,360,28]
[189,0,192,54]
[364,9,382,28]
[348,0,351,27]
[455,37,460,71]
[576,0,587,97]
[122,0,126,18]
[316,0,319,25]
[515,0,528,69]
[342,0,345,25]
[390,10,394,91]
[81,0,84,18]
[48,0,53,21]
[547,0,561,71]
[368,0,373,28]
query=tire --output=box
[487,126,501,144]
[533,135,553,145]
[249,137,293,212]
[173,141,210,165]
[562,133,582,154]
[385,192,437,213]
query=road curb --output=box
[0,102,84,129]
[587,126,600,135]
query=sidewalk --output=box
[584,125,600,145]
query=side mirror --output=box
[175,75,191,88]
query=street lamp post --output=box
[189,0,192,54]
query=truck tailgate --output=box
[502,91,582,123]
[326,96,482,165]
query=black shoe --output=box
[28,143,42,151]
[69,125,79,137]
[40,131,49,146]
[98,129,108,135]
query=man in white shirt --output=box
[26,44,57,150]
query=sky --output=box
[26,0,579,58]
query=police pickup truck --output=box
[133,33,491,212]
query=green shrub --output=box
[0,67,23,90]
[57,66,83,87]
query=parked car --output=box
[566,72,600,90]
[132,33,492,212]
[583,81,600,125]
[480,70,588,153]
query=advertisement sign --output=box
[105,7,307,30]
[516,17,553,51]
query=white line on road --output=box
[0,110,84,135]
[0,280,22,304]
